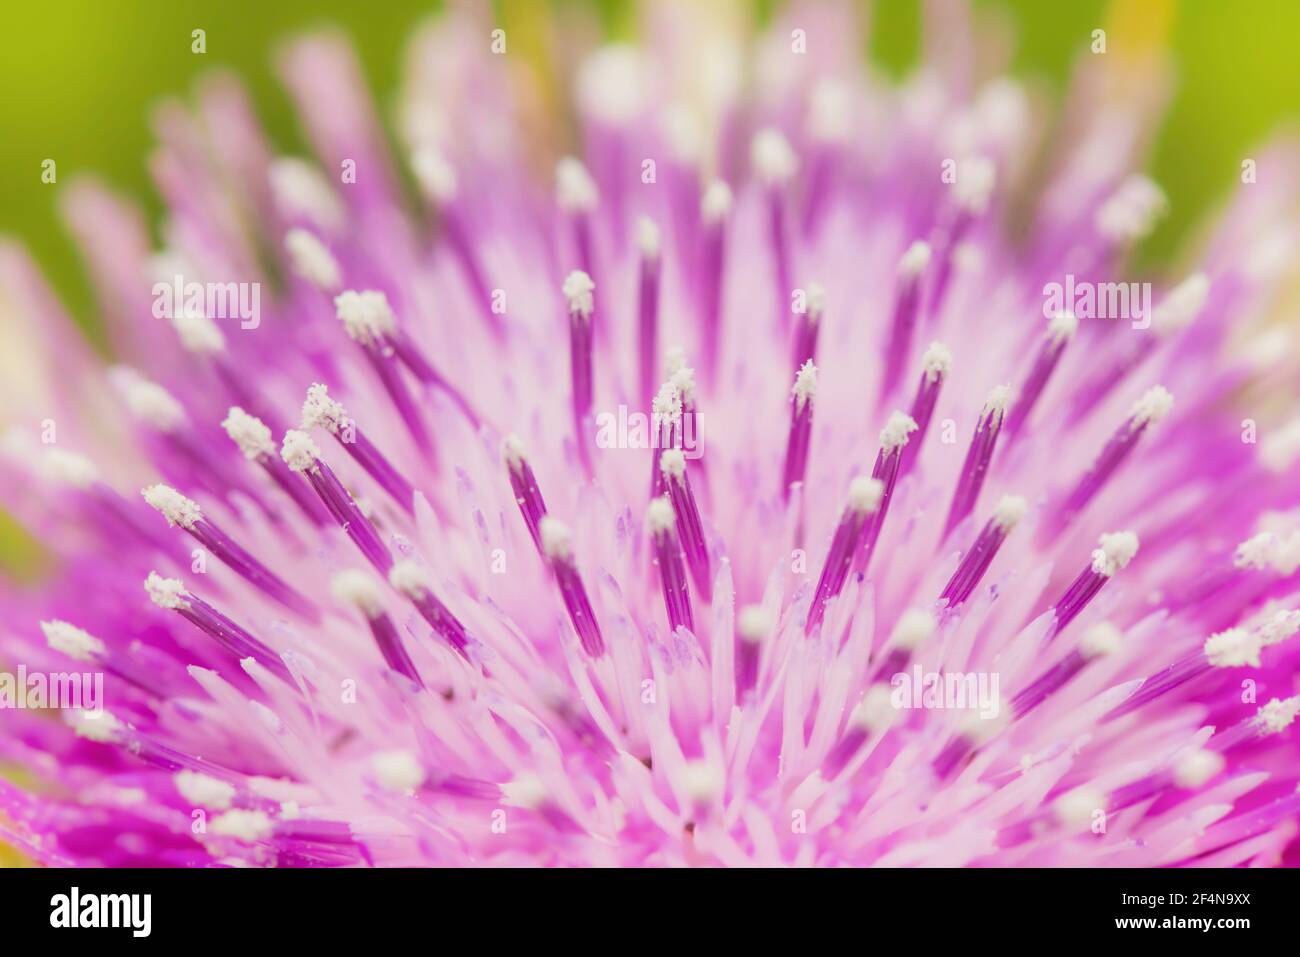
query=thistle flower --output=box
[1,3,1299,869]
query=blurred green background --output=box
[2,0,1297,336]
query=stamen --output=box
[285,228,342,292]
[938,494,1027,610]
[929,156,995,316]
[502,434,548,554]
[556,156,599,274]
[1005,312,1077,438]
[869,608,937,684]
[388,560,470,657]
[279,430,393,573]
[649,380,682,499]
[792,283,824,370]
[879,241,931,401]
[141,483,317,619]
[781,360,818,502]
[751,129,798,324]
[331,570,423,686]
[564,269,597,461]
[538,517,605,658]
[822,685,895,778]
[1106,610,1299,720]
[943,384,1010,537]
[851,410,917,575]
[899,342,951,476]
[412,146,500,336]
[333,290,432,451]
[145,571,291,681]
[660,449,710,600]
[698,180,732,375]
[637,217,662,406]
[223,407,329,525]
[301,384,416,514]
[1056,386,1172,526]
[1010,621,1121,718]
[806,476,883,635]
[1045,531,1138,641]
[647,495,693,634]
[734,605,771,699]
[1095,174,1166,248]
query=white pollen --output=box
[1257,609,1300,647]
[175,770,236,810]
[652,381,682,424]
[284,228,342,292]
[334,289,396,347]
[577,45,647,123]
[1047,311,1078,344]
[1080,621,1123,659]
[112,369,185,432]
[992,494,1028,531]
[387,560,430,599]
[898,240,932,278]
[891,609,935,651]
[1152,273,1210,335]
[40,449,99,490]
[792,360,818,409]
[330,569,384,619]
[636,217,661,259]
[662,103,704,162]
[982,385,1012,423]
[1203,628,1262,668]
[1090,531,1139,576]
[1054,787,1105,828]
[1253,696,1300,735]
[556,156,599,213]
[663,346,688,379]
[410,145,458,205]
[171,311,226,355]
[922,341,953,382]
[679,760,724,804]
[222,407,275,460]
[142,484,202,529]
[736,605,772,643]
[1129,386,1174,428]
[1234,532,1279,571]
[646,496,676,535]
[562,270,595,318]
[879,410,918,451]
[500,434,527,471]
[670,364,697,407]
[847,477,884,514]
[41,620,105,662]
[145,571,190,610]
[501,774,549,809]
[808,77,853,143]
[850,684,897,730]
[301,383,347,434]
[209,809,274,843]
[953,156,996,214]
[372,750,427,792]
[279,429,321,473]
[1095,174,1167,243]
[69,709,124,743]
[804,283,826,320]
[750,128,798,186]
[1260,417,1300,473]
[1172,749,1225,789]
[269,158,344,232]
[700,180,733,223]
[539,516,573,561]
[659,448,687,481]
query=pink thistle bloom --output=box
[2,3,1300,868]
